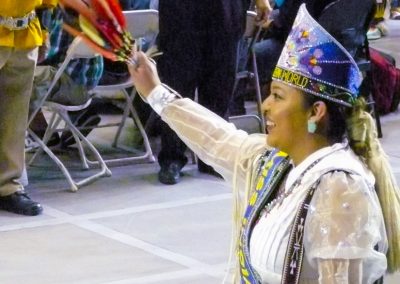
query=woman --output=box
[129,5,400,283]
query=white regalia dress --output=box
[147,87,388,284]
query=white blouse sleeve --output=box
[146,85,267,183]
[304,171,387,284]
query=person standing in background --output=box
[0,0,58,216]
[156,0,271,184]
[367,0,389,40]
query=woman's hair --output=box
[303,91,400,273]
[301,91,370,156]
[301,92,347,144]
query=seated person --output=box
[255,0,337,90]
[29,5,103,148]
[229,0,336,116]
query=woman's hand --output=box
[128,51,161,98]
[255,0,272,23]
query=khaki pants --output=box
[0,46,37,197]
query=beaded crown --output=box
[272,4,362,107]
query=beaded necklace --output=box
[257,152,331,220]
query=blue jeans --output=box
[392,0,399,8]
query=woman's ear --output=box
[308,101,327,123]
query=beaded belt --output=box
[0,11,36,30]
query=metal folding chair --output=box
[229,11,265,134]
[88,9,159,165]
[27,36,112,192]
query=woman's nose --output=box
[261,97,270,114]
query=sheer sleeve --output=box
[160,98,267,184]
[304,171,387,284]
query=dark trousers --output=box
[157,0,246,168]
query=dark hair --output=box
[302,92,348,144]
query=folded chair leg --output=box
[251,50,266,133]
[112,97,131,148]
[28,112,62,165]
[58,110,91,170]
[56,109,112,188]
[71,128,90,170]
[125,90,155,162]
[27,128,79,192]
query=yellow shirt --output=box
[0,0,58,48]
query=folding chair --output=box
[229,11,265,134]
[27,36,111,192]
[88,9,159,165]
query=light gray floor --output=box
[1,19,400,284]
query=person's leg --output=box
[29,111,60,147]
[197,0,247,118]
[194,31,239,176]
[193,0,246,175]
[0,47,43,216]
[198,34,239,119]
[156,0,200,184]
[368,0,388,39]
[157,46,198,183]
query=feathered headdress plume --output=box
[59,0,134,63]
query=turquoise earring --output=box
[307,120,317,134]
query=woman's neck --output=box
[288,136,331,166]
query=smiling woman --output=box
[128,4,400,283]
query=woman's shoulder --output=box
[310,144,375,188]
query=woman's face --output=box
[262,81,311,153]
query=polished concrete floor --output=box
[1,19,400,284]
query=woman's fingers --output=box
[128,51,161,97]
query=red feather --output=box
[96,19,123,49]
[92,0,123,33]
[59,0,133,63]
[106,0,126,28]
[90,0,110,20]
